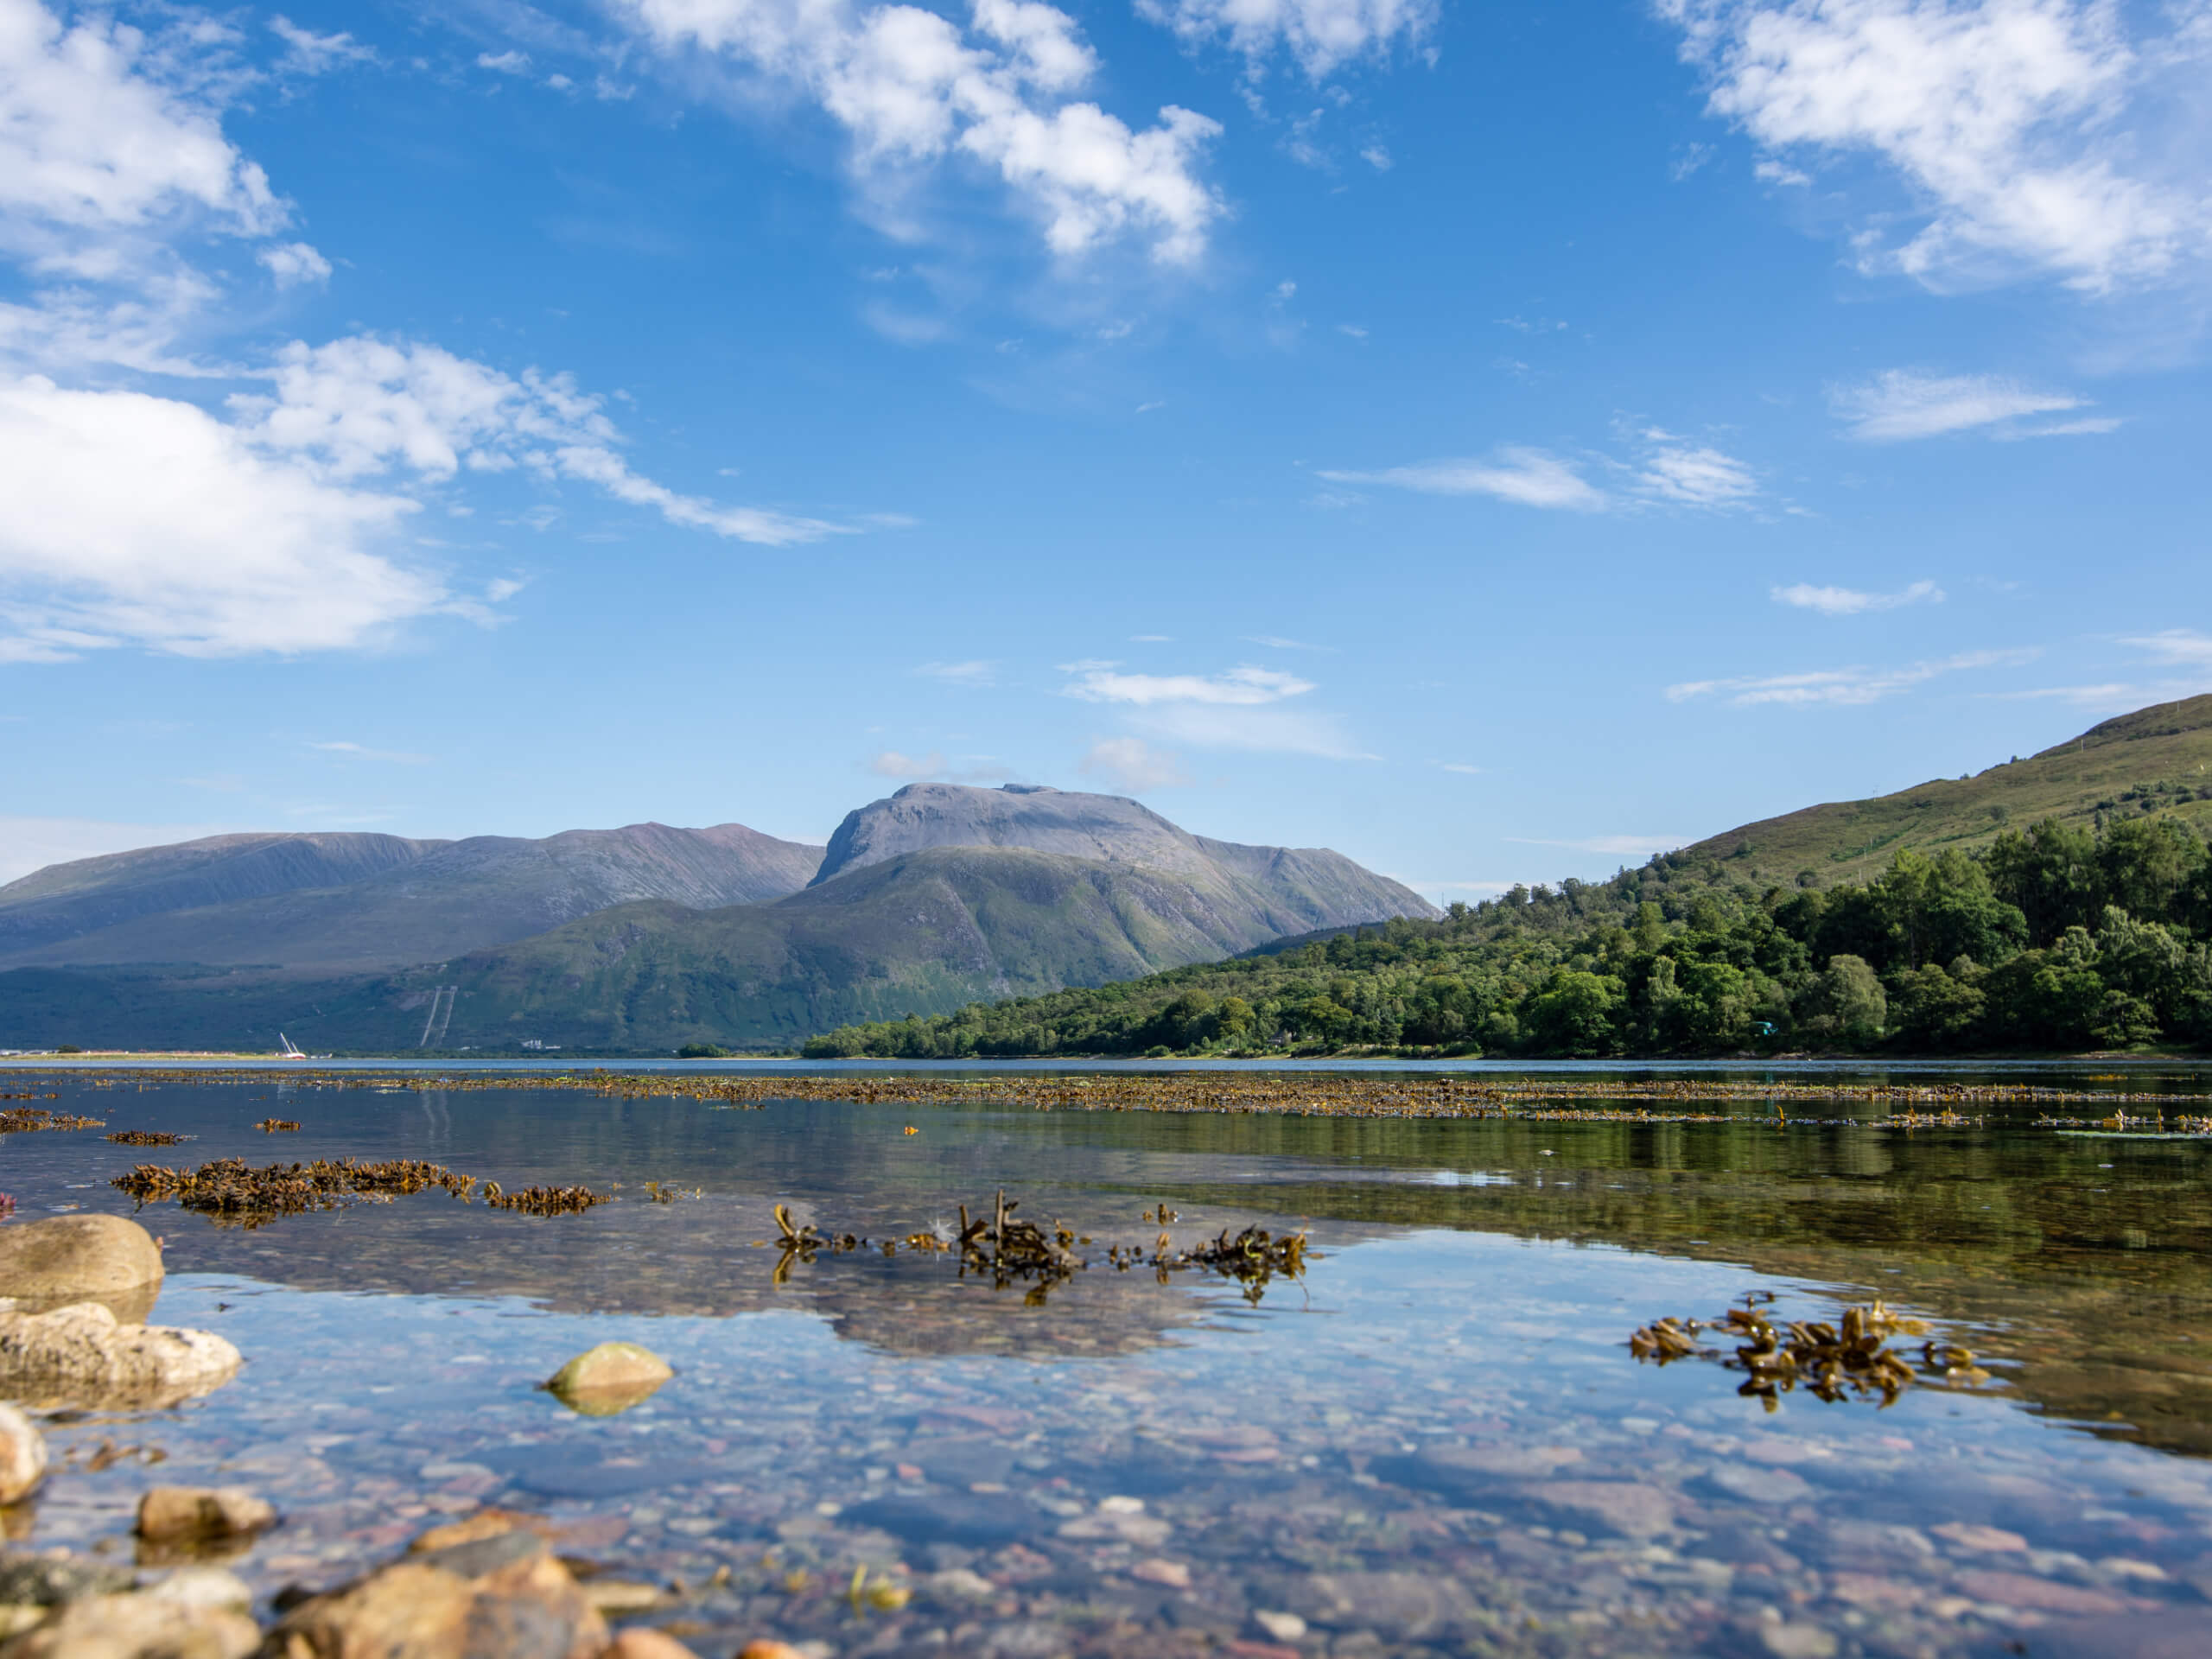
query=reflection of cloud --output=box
[1079,737,1191,791]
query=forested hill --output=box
[806,701,2212,1059]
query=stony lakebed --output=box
[0,1063,2207,1657]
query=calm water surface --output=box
[3,1065,2211,1658]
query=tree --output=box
[1986,819,2099,946]
[1523,971,1623,1056]
[1800,956,1886,1047]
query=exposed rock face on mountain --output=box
[0,785,1430,1050]
[0,823,823,970]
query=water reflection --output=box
[3,1071,2211,1656]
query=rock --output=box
[0,1217,163,1321]
[408,1510,557,1554]
[1253,1611,1306,1642]
[543,1344,671,1417]
[0,1409,44,1506]
[1129,1559,1189,1589]
[1525,1480,1676,1538]
[1757,1622,1838,1659]
[1949,1568,2131,1615]
[578,1580,664,1614]
[0,1303,238,1411]
[268,1524,607,1659]
[145,1567,253,1614]
[734,1644,805,1659]
[0,1591,257,1658]
[602,1634,700,1659]
[0,1553,137,1610]
[137,1488,276,1543]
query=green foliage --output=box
[803,815,2212,1060]
[675,1042,731,1058]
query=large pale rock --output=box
[0,1591,257,1658]
[0,1409,43,1506]
[0,1303,238,1411]
[265,1526,607,1659]
[602,1634,701,1659]
[543,1343,671,1417]
[0,1217,162,1320]
[137,1489,276,1543]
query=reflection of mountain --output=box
[76,1079,2212,1452]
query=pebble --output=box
[1129,1557,1191,1588]
[543,1342,673,1416]
[0,1406,45,1506]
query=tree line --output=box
[801,815,2212,1058]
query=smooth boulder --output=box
[137,1489,276,1544]
[0,1408,43,1506]
[0,1591,257,1658]
[267,1524,607,1659]
[0,1217,162,1322]
[543,1343,671,1417]
[0,1303,238,1411]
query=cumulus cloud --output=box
[1659,0,2211,293]
[1080,736,1192,791]
[1319,448,1607,511]
[1063,664,1314,704]
[269,16,376,76]
[1830,368,2093,440]
[1772,578,1944,613]
[0,374,440,661]
[1136,0,1438,78]
[257,240,332,288]
[626,0,1223,263]
[1667,647,2036,706]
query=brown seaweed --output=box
[1630,1294,1994,1410]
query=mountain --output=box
[1675,693,2212,887]
[0,785,1433,1052]
[0,823,823,971]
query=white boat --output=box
[276,1033,308,1061]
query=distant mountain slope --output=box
[1675,694,2212,887]
[0,823,823,971]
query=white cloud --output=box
[1772,578,1945,613]
[235,335,847,545]
[0,374,442,661]
[269,17,376,75]
[1064,664,1314,704]
[1080,736,1192,791]
[0,0,283,280]
[626,0,1223,263]
[1830,368,2090,440]
[1660,0,2210,293]
[1129,633,1173,642]
[1319,447,1607,511]
[870,748,948,778]
[1667,646,2036,706]
[1634,442,1758,506]
[1136,0,1439,78]
[1435,762,1482,774]
[0,815,239,887]
[257,240,332,288]
[2120,628,2212,664]
[1992,414,2123,439]
[918,658,997,685]
[477,50,531,75]
[1508,834,1692,856]
[1130,702,1376,759]
[308,740,430,764]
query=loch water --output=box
[5,1064,2212,1658]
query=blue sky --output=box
[3,0,2209,899]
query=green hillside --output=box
[807,699,2212,1060]
[1679,695,2212,886]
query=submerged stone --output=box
[0,1216,163,1321]
[543,1342,672,1416]
[136,1488,276,1544]
[0,1303,238,1411]
[0,1407,44,1506]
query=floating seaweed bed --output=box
[768,1188,1310,1305]
[256,1118,301,1132]
[111,1157,607,1226]
[105,1130,184,1146]
[0,1106,104,1133]
[1630,1292,1995,1410]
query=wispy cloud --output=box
[870,749,946,779]
[1668,648,2037,707]
[918,659,997,687]
[1319,448,1606,512]
[1772,579,1944,616]
[1632,442,1758,507]
[1243,634,1332,652]
[1136,0,1437,78]
[308,740,430,764]
[1508,834,1690,856]
[1079,736,1191,791]
[1130,702,1378,760]
[1064,665,1314,706]
[2120,629,2212,664]
[1830,370,2093,441]
[1434,762,1483,775]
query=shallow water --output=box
[5,1065,2212,1657]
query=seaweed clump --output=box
[480,1181,609,1217]
[257,1119,301,1133]
[0,1107,104,1134]
[1631,1294,1993,1409]
[106,1131,184,1147]
[115,1157,478,1226]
